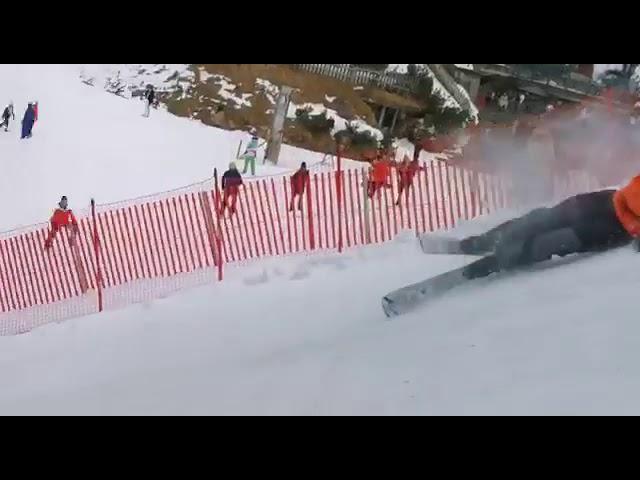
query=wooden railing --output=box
[474,64,602,97]
[288,64,417,94]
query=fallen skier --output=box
[383,175,640,317]
[458,175,640,280]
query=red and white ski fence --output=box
[0,161,598,335]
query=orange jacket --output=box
[51,208,78,231]
[371,161,391,184]
[45,208,78,248]
[614,175,640,237]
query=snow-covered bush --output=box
[295,108,336,134]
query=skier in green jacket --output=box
[242,130,263,176]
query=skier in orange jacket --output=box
[396,156,421,206]
[613,175,640,237]
[368,156,391,198]
[44,196,79,249]
[457,175,640,279]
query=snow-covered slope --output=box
[0,64,341,232]
[0,228,638,415]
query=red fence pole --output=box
[452,166,463,223]
[249,182,267,257]
[26,231,46,305]
[263,180,280,256]
[116,208,137,280]
[141,202,160,278]
[314,175,323,249]
[16,235,37,306]
[239,186,258,259]
[347,170,357,246]
[158,201,177,276]
[336,146,343,253]
[271,178,286,257]
[328,171,337,248]
[417,166,427,234]
[306,175,315,251]
[355,169,365,245]
[283,177,293,254]
[255,181,274,257]
[410,175,419,236]
[444,164,455,228]
[77,219,96,290]
[176,197,197,271]
[381,178,390,242]
[321,172,330,249]
[37,229,62,302]
[91,199,104,312]
[343,171,352,249]
[460,168,470,221]
[213,170,224,281]
[0,239,16,310]
[436,161,449,230]
[390,170,399,237]
[426,162,439,230]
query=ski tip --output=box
[382,297,399,319]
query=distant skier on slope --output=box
[396,156,421,207]
[1,102,15,132]
[242,130,265,176]
[289,162,309,212]
[457,175,640,280]
[44,196,80,249]
[367,155,391,199]
[220,162,243,216]
[21,103,35,139]
[143,85,155,118]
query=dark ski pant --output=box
[462,190,633,279]
[21,121,33,139]
[1,117,9,131]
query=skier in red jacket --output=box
[289,162,310,211]
[44,196,79,249]
[396,156,421,206]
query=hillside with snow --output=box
[0,64,354,232]
[0,64,637,415]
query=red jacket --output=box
[45,208,78,248]
[291,169,310,195]
[371,161,391,184]
[398,161,420,186]
[51,208,78,231]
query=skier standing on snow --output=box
[44,196,80,249]
[1,102,15,132]
[220,162,243,216]
[21,103,35,139]
[289,162,310,211]
[457,175,640,280]
[143,85,155,118]
[242,130,263,176]
[396,156,421,206]
[367,155,391,199]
